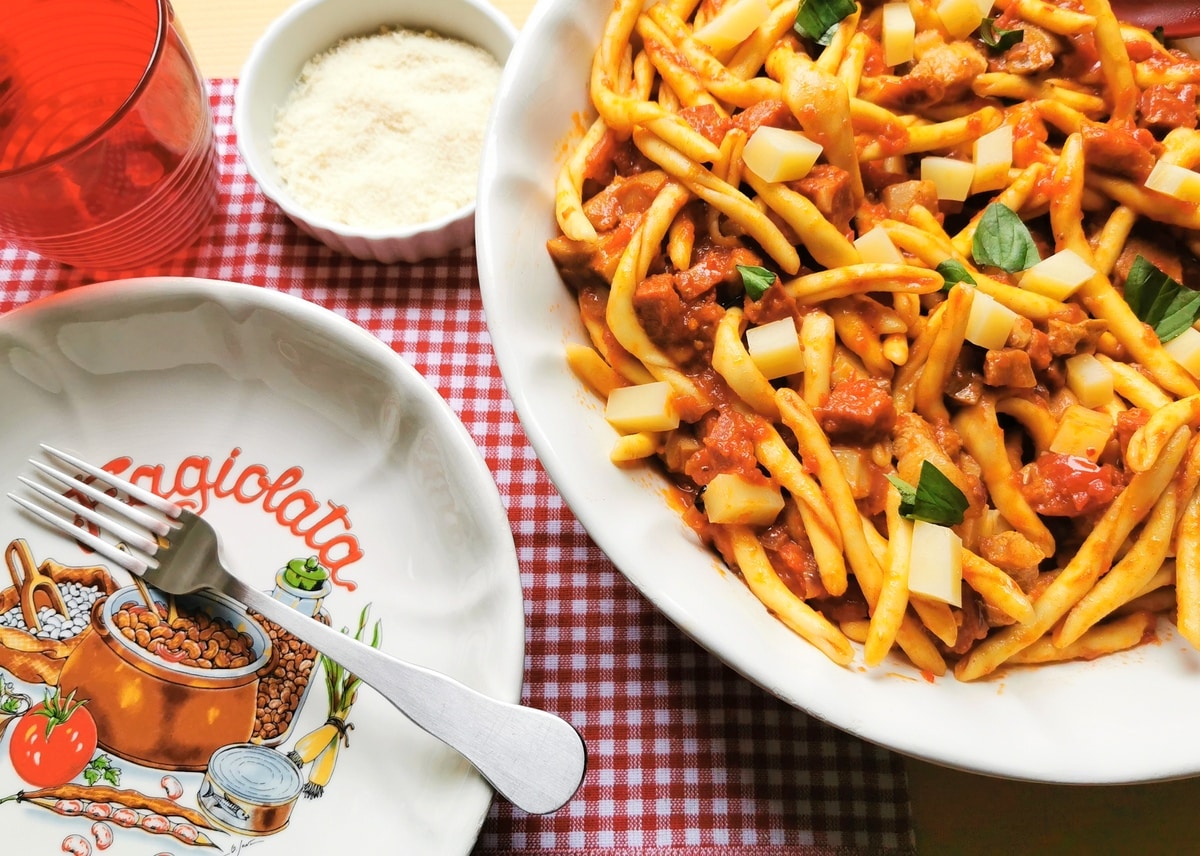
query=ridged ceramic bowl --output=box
[234,0,517,263]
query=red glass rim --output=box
[0,0,171,179]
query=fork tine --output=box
[31,460,174,537]
[17,476,162,555]
[41,444,182,518]
[7,493,150,576]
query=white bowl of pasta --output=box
[477,0,1200,782]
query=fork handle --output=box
[222,578,586,814]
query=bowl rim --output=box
[232,0,519,243]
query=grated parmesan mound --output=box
[271,27,502,230]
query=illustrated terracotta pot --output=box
[58,586,275,772]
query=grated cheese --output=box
[271,28,502,230]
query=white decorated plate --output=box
[475,0,1200,785]
[0,277,523,853]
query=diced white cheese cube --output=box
[1064,353,1113,408]
[921,156,976,202]
[882,3,916,67]
[604,381,680,433]
[854,225,905,265]
[936,0,995,39]
[964,288,1019,350]
[832,447,873,500]
[742,127,823,183]
[907,520,963,607]
[971,124,1013,194]
[1165,326,1200,378]
[704,472,785,526]
[746,316,805,379]
[1144,161,1200,203]
[693,0,772,52]
[1019,249,1096,301]
[978,507,1013,539]
[1049,404,1114,463]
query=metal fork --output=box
[10,444,586,815]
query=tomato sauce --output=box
[679,103,733,146]
[814,379,897,444]
[581,129,617,184]
[1009,105,1050,169]
[1124,39,1155,63]
[684,409,768,487]
[1014,452,1125,517]
[1062,33,1102,80]
[761,523,825,600]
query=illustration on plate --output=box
[0,452,379,854]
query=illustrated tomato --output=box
[8,688,98,788]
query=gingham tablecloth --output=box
[0,80,915,855]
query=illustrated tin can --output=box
[197,743,303,835]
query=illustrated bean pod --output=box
[0,784,221,848]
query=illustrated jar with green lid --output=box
[270,556,332,617]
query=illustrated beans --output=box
[113,601,255,669]
[160,776,183,801]
[62,834,91,856]
[250,611,326,741]
[140,814,171,834]
[110,807,139,828]
[84,803,111,820]
[90,821,113,850]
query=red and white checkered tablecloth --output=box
[0,79,915,856]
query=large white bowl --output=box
[476,0,1200,784]
[235,0,517,263]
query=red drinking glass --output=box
[0,0,218,270]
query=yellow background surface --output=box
[171,0,1200,852]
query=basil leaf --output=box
[936,259,976,291]
[1124,254,1200,343]
[978,18,1024,51]
[971,203,1041,273]
[886,473,917,508]
[794,0,857,46]
[738,264,777,300]
[887,461,969,526]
